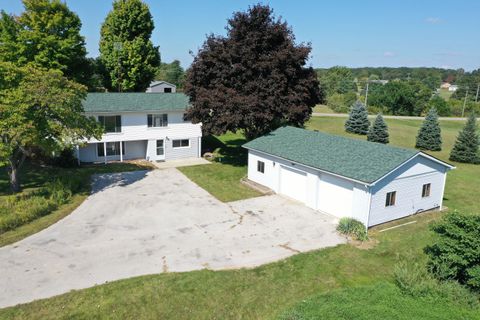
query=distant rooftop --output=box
[83,93,190,113]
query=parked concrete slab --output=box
[0,168,344,308]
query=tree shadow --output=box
[91,170,149,194]
[202,135,248,167]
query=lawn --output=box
[0,161,154,247]
[1,117,479,319]
[313,104,335,113]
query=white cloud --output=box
[425,17,442,24]
[383,51,395,57]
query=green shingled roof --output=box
[83,93,190,112]
[243,126,420,184]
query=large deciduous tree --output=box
[185,5,322,139]
[99,0,160,92]
[0,0,90,85]
[449,112,480,164]
[0,63,102,193]
[415,108,442,151]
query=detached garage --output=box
[243,126,455,227]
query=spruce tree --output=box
[449,113,480,164]
[415,107,442,151]
[345,101,370,135]
[367,114,389,144]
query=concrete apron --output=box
[0,168,344,308]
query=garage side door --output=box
[279,165,307,203]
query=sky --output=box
[1,0,479,71]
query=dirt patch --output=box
[347,237,379,250]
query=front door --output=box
[156,139,165,160]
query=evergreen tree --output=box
[99,0,160,92]
[345,101,370,135]
[367,114,389,144]
[449,113,480,164]
[415,107,442,151]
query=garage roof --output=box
[243,126,452,184]
[83,93,190,113]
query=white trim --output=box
[119,141,123,162]
[439,170,448,209]
[85,109,187,115]
[418,152,456,169]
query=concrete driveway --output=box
[0,168,345,308]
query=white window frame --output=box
[257,160,265,173]
[172,139,190,149]
[422,183,431,198]
[148,114,168,128]
[385,191,396,207]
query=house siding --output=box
[79,140,147,163]
[368,156,447,226]
[165,137,199,160]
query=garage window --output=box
[422,183,431,198]
[385,191,396,207]
[257,161,265,173]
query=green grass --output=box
[1,118,479,319]
[179,132,262,202]
[0,161,154,247]
[279,282,480,320]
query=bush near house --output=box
[336,217,368,241]
[424,212,480,292]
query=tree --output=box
[345,101,370,135]
[367,114,389,144]
[326,92,356,113]
[99,0,160,92]
[0,63,102,192]
[428,95,451,116]
[449,112,480,164]
[320,66,357,96]
[0,0,90,85]
[415,108,442,151]
[185,5,321,139]
[424,212,480,292]
[156,60,185,88]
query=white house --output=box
[146,81,177,93]
[243,126,455,227]
[77,93,202,163]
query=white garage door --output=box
[279,165,307,203]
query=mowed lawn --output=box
[1,117,479,319]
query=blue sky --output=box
[2,0,479,70]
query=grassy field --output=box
[313,104,334,113]
[0,161,154,247]
[1,117,479,319]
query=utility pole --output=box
[475,83,480,103]
[365,81,369,109]
[462,87,469,118]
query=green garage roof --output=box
[83,93,190,112]
[243,126,421,184]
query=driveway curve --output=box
[0,168,344,308]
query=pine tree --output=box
[415,107,442,151]
[345,101,370,135]
[367,114,389,144]
[449,113,480,164]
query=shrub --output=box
[337,217,368,241]
[424,212,480,292]
[415,107,442,151]
[345,101,370,135]
[326,92,356,113]
[50,148,79,168]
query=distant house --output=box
[440,82,451,89]
[76,93,201,163]
[448,85,458,92]
[243,126,454,227]
[369,79,389,85]
[146,81,176,93]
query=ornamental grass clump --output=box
[336,217,368,241]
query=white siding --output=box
[165,137,199,160]
[317,173,355,219]
[368,155,447,226]
[146,83,176,93]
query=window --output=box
[147,114,168,127]
[257,160,265,173]
[97,142,125,157]
[385,191,396,207]
[422,183,431,198]
[156,140,164,155]
[172,139,190,148]
[98,115,121,133]
[163,87,172,93]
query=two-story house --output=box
[76,93,202,163]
